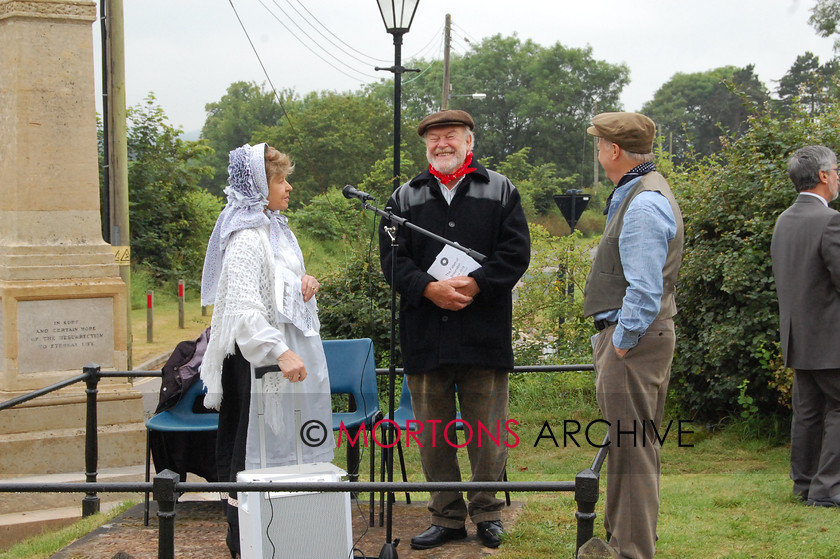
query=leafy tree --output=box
[200,81,288,195]
[668,99,840,421]
[378,34,629,186]
[642,65,770,164]
[493,147,579,218]
[126,95,222,286]
[255,90,393,207]
[810,0,840,51]
[776,52,840,114]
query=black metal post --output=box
[82,363,100,517]
[573,467,599,556]
[391,29,405,192]
[154,469,180,559]
[380,215,400,556]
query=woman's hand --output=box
[301,274,320,302]
[277,350,307,382]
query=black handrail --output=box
[0,473,597,559]
[0,362,604,558]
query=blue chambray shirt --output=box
[594,176,677,350]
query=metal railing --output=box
[0,362,604,558]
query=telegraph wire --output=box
[403,59,439,86]
[227,0,326,194]
[257,0,379,81]
[279,0,389,70]
[402,32,444,86]
[228,0,367,243]
[452,21,481,47]
[404,22,445,60]
[451,29,476,51]
[292,0,392,65]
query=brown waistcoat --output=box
[583,171,684,320]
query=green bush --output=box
[317,251,395,368]
[512,224,595,366]
[129,266,157,310]
[289,188,360,242]
[124,95,220,288]
[669,100,840,421]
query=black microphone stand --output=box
[350,196,486,559]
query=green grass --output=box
[334,372,840,558]
[0,501,135,559]
[130,297,212,367]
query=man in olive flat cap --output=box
[379,109,530,550]
[583,112,684,558]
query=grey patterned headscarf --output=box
[200,143,302,305]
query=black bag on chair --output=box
[149,327,219,482]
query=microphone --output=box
[342,185,375,202]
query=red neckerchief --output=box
[428,151,476,184]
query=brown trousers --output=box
[406,366,509,528]
[593,319,674,559]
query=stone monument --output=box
[0,0,144,476]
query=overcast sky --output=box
[93,0,837,136]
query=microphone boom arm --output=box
[356,200,488,264]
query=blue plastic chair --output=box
[144,377,218,525]
[322,338,382,524]
[384,378,510,506]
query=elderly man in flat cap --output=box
[378,109,530,550]
[583,112,684,559]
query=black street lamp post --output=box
[374,3,420,557]
[375,0,420,192]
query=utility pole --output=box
[103,0,132,367]
[441,13,451,110]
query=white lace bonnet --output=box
[201,143,281,306]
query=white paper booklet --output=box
[427,244,481,281]
[274,265,320,337]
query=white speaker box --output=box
[237,462,352,559]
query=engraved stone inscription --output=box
[18,298,114,373]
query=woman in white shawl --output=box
[200,143,335,558]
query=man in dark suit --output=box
[771,144,840,507]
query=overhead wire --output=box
[228,0,369,242]
[403,59,438,86]
[451,21,481,46]
[404,22,445,60]
[403,31,445,86]
[292,0,392,65]
[257,0,380,81]
[282,0,390,68]
[227,0,324,192]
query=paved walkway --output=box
[51,497,522,558]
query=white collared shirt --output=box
[437,176,465,205]
[800,191,829,207]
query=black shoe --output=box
[476,520,504,548]
[410,524,467,549]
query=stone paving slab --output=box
[50,498,522,559]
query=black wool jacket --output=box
[379,161,531,373]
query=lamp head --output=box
[376,0,419,33]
